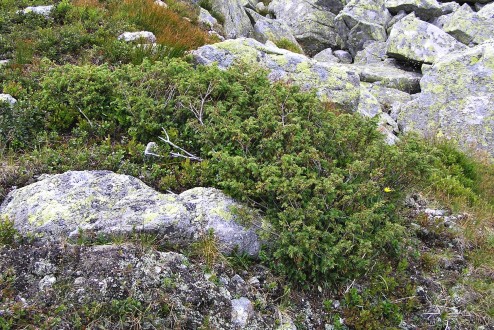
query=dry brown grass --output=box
[118,0,212,50]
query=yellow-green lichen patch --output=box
[209,205,233,221]
[30,202,71,227]
[143,212,160,224]
[161,203,180,215]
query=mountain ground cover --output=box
[0,0,493,328]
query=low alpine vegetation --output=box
[1,1,494,328]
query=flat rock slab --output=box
[0,171,261,257]
[352,63,422,93]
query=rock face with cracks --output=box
[0,171,261,257]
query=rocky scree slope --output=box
[189,0,494,156]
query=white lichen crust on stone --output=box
[0,171,261,257]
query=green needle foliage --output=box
[2,58,493,286]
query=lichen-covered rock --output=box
[199,7,218,29]
[443,4,494,46]
[208,0,253,38]
[245,8,303,53]
[357,85,400,144]
[354,41,388,64]
[313,48,340,63]
[231,297,254,327]
[268,0,342,56]
[354,62,422,93]
[0,93,17,105]
[386,13,467,64]
[118,31,157,43]
[362,82,413,121]
[385,0,458,21]
[20,5,53,17]
[335,0,391,56]
[429,11,454,29]
[0,171,261,256]
[478,2,494,19]
[397,41,494,155]
[192,38,361,111]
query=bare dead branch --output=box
[178,81,214,125]
[159,127,202,161]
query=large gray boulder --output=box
[335,0,391,56]
[245,8,303,53]
[397,41,494,155]
[208,0,254,38]
[192,38,361,111]
[386,13,467,64]
[268,0,342,56]
[0,171,261,257]
[443,4,494,46]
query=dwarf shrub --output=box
[6,58,492,284]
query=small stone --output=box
[424,208,448,217]
[33,260,55,276]
[74,277,86,286]
[20,5,53,17]
[154,0,167,8]
[256,2,266,13]
[118,31,157,44]
[39,275,56,290]
[333,50,352,64]
[231,274,245,285]
[0,94,17,105]
[248,276,260,287]
[231,297,253,327]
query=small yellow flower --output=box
[384,187,393,193]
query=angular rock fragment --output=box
[443,4,494,46]
[386,13,467,64]
[268,0,341,56]
[335,0,390,56]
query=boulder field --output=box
[191,0,494,156]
